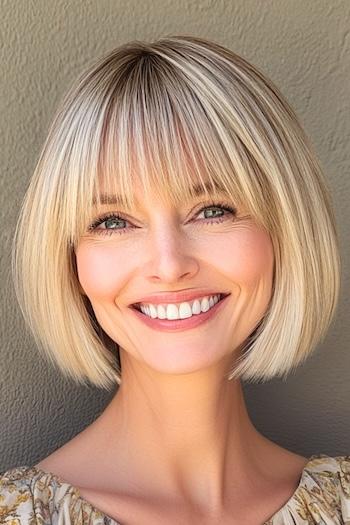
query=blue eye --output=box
[87,213,132,236]
[196,202,236,221]
[87,201,237,237]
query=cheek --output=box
[75,244,123,299]
[219,227,274,287]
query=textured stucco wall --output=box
[1,0,349,471]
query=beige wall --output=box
[1,1,349,470]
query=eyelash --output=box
[87,201,237,237]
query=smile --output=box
[129,293,230,332]
[133,293,225,320]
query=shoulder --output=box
[0,466,39,521]
[0,465,113,524]
[1,455,350,524]
[0,465,69,523]
[268,454,350,524]
[304,454,350,495]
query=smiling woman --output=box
[75,182,274,375]
[10,36,341,389]
[2,35,349,525]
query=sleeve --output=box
[0,474,35,524]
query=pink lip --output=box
[128,293,230,332]
[131,290,230,306]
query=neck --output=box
[92,353,272,510]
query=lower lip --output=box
[128,294,230,332]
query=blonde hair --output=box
[12,35,341,390]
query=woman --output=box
[1,35,349,524]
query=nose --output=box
[144,224,199,285]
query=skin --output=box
[37,180,309,523]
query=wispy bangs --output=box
[70,50,271,247]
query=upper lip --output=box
[131,290,231,306]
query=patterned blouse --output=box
[0,454,349,524]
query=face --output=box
[75,180,275,377]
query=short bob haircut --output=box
[12,35,341,390]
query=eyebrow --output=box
[92,181,226,206]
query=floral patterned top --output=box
[0,454,349,524]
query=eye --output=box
[87,213,133,237]
[194,201,237,223]
[87,201,237,237]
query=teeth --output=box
[192,299,201,315]
[149,304,158,319]
[157,304,167,319]
[139,294,221,320]
[201,297,210,313]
